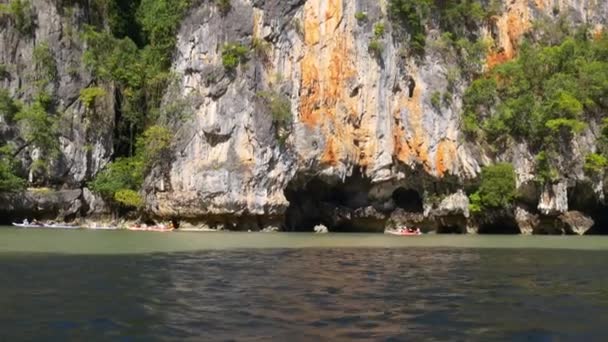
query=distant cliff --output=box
[1,0,607,234]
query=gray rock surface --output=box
[559,211,594,235]
[0,189,82,221]
[2,0,607,231]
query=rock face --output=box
[0,1,114,220]
[0,1,114,186]
[0,189,82,223]
[143,0,608,232]
[2,0,608,231]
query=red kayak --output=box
[385,227,422,236]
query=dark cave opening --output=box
[585,206,608,235]
[0,209,47,225]
[478,216,521,235]
[437,225,464,234]
[284,173,387,232]
[568,182,598,212]
[392,188,423,213]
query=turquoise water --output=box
[2,228,608,340]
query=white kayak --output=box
[43,224,81,229]
[88,226,118,230]
[12,222,44,228]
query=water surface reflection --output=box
[0,248,607,340]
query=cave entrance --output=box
[478,217,521,235]
[437,225,464,234]
[568,182,598,212]
[284,173,386,232]
[586,206,608,235]
[392,188,423,213]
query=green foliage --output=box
[462,77,497,136]
[89,157,143,202]
[113,189,143,208]
[584,153,608,175]
[221,43,249,71]
[0,64,9,79]
[79,86,107,110]
[251,38,271,59]
[82,0,191,157]
[8,89,60,181]
[373,22,385,39]
[388,0,498,64]
[468,192,482,214]
[463,33,608,153]
[257,91,292,124]
[354,11,367,22]
[368,39,384,57]
[0,89,20,123]
[90,125,171,209]
[0,0,35,35]
[135,125,172,170]
[32,42,57,88]
[136,0,191,69]
[388,0,431,56]
[0,145,25,192]
[469,163,517,213]
[215,0,231,15]
[535,151,558,184]
[430,91,441,110]
[545,118,586,135]
[14,94,60,166]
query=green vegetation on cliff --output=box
[0,0,35,35]
[463,22,608,181]
[388,0,499,58]
[89,125,172,210]
[469,163,517,214]
[80,0,191,208]
[0,145,25,192]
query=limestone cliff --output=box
[0,0,113,221]
[143,0,608,234]
[1,0,607,234]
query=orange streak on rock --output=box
[435,139,456,177]
[486,0,534,69]
[392,77,432,173]
[300,54,321,126]
[300,0,368,168]
[321,136,338,166]
[392,112,411,162]
[304,2,320,45]
[487,51,511,69]
[325,0,341,32]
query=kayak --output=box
[88,226,118,230]
[385,229,422,236]
[12,222,44,228]
[12,222,81,229]
[43,224,81,229]
[127,226,174,232]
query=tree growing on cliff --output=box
[469,163,516,213]
[89,125,172,212]
[0,0,36,35]
[0,145,25,192]
[221,43,249,71]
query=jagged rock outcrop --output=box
[0,189,82,222]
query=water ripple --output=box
[0,248,607,340]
